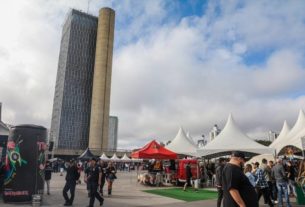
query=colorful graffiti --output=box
[37,141,47,179]
[4,138,27,185]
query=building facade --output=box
[50,10,98,150]
[209,124,221,142]
[108,116,118,151]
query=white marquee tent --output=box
[99,153,110,161]
[197,114,275,158]
[269,120,291,152]
[271,110,305,154]
[120,153,131,162]
[110,153,120,162]
[166,127,198,156]
[186,131,197,146]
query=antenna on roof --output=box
[87,0,92,13]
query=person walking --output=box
[106,162,117,195]
[45,161,53,195]
[84,158,104,207]
[253,162,274,207]
[286,161,297,197]
[215,158,225,207]
[271,158,291,207]
[183,162,192,191]
[63,160,80,206]
[222,151,258,207]
[99,160,107,196]
[244,164,256,187]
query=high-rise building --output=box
[50,10,98,150]
[108,116,118,150]
[50,8,116,153]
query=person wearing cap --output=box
[84,157,104,207]
[63,159,80,206]
[271,158,291,207]
[222,151,258,207]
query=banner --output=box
[3,125,47,203]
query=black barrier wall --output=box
[3,125,47,203]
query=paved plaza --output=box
[0,171,301,207]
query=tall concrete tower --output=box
[89,8,115,151]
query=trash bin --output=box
[296,184,305,205]
[3,125,47,203]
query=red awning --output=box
[131,140,177,160]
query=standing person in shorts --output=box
[106,162,117,195]
[222,151,258,207]
[45,161,53,195]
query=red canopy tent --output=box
[131,140,177,159]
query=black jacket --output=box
[65,165,80,183]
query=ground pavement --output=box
[0,171,301,207]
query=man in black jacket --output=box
[215,158,226,207]
[63,160,80,206]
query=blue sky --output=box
[0,0,305,149]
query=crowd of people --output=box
[215,152,305,207]
[47,158,117,207]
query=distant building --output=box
[108,116,118,151]
[209,124,221,142]
[50,8,116,155]
[268,130,278,142]
[50,10,98,151]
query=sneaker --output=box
[100,199,104,206]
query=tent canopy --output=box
[197,114,275,158]
[99,152,110,161]
[272,110,305,153]
[78,148,95,160]
[110,153,120,161]
[166,127,198,156]
[131,140,177,160]
[269,120,290,152]
[121,153,131,161]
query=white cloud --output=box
[0,0,305,149]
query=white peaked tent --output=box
[197,114,275,158]
[120,153,131,162]
[166,127,198,156]
[100,153,110,161]
[269,120,291,152]
[275,110,305,153]
[110,153,120,162]
[186,131,197,146]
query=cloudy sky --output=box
[1,0,305,149]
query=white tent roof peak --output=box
[269,120,291,148]
[197,114,274,157]
[166,126,198,156]
[286,109,305,139]
[186,131,196,145]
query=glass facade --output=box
[50,10,98,150]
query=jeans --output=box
[276,182,291,207]
[217,188,223,207]
[288,179,296,196]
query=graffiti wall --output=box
[3,125,47,203]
